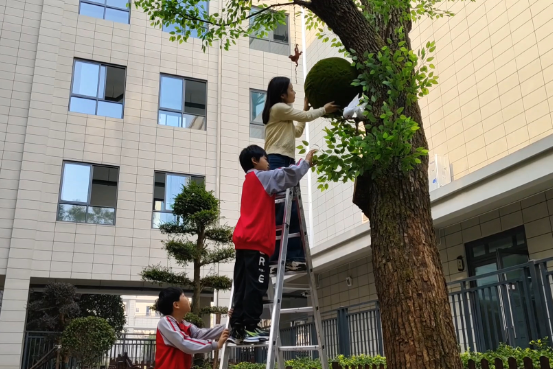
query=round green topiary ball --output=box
[305,57,362,110]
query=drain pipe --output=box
[214,1,224,310]
[300,7,315,248]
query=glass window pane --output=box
[472,244,486,257]
[58,204,88,223]
[160,76,183,110]
[153,172,166,211]
[85,0,106,4]
[183,114,205,130]
[103,66,125,103]
[152,212,177,229]
[488,237,514,254]
[72,61,100,97]
[165,174,188,210]
[273,18,289,43]
[249,7,269,39]
[97,66,106,100]
[474,264,499,287]
[105,8,129,24]
[69,97,97,115]
[80,2,105,19]
[163,22,180,34]
[184,80,206,115]
[106,0,128,8]
[250,91,265,123]
[97,101,123,118]
[86,206,115,225]
[61,163,91,203]
[159,110,182,127]
[90,166,119,207]
[250,124,265,139]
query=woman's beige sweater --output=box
[264,103,326,159]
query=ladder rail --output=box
[267,188,294,369]
[219,186,329,369]
[295,189,329,369]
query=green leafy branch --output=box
[299,35,437,189]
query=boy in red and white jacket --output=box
[154,287,229,369]
[230,145,316,344]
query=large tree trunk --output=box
[306,1,462,368]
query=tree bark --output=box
[306,1,462,368]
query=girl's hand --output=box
[217,329,229,349]
[228,308,233,318]
[304,97,311,111]
[305,149,318,167]
[323,102,339,114]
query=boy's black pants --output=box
[230,250,269,331]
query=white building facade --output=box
[0,0,309,367]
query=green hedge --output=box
[230,339,553,369]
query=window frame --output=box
[69,59,127,119]
[249,7,290,48]
[161,0,210,38]
[157,73,208,130]
[249,88,266,139]
[57,161,120,226]
[78,0,131,24]
[465,225,529,277]
[152,171,205,229]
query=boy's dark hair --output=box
[239,145,267,173]
[155,287,184,316]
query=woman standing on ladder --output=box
[262,76,338,274]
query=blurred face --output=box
[173,293,191,317]
[281,83,296,104]
[252,155,270,171]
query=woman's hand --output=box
[228,308,233,318]
[304,97,311,111]
[323,102,339,114]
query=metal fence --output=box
[447,258,553,353]
[21,257,553,368]
[22,332,156,369]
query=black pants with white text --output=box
[230,250,270,331]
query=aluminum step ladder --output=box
[218,186,329,369]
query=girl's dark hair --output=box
[262,76,291,124]
[155,287,184,316]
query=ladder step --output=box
[276,232,301,240]
[226,342,267,348]
[279,345,320,352]
[280,306,313,314]
[282,286,310,291]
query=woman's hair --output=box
[262,76,291,124]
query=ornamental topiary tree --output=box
[141,181,234,325]
[133,0,466,367]
[78,294,126,337]
[61,316,117,368]
[304,57,362,110]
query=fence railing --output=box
[21,257,553,368]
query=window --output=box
[152,172,204,228]
[250,90,266,139]
[162,0,209,39]
[136,307,139,312]
[249,7,289,56]
[146,306,151,316]
[158,74,207,130]
[70,60,126,119]
[57,162,119,225]
[79,0,130,24]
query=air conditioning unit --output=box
[428,154,451,192]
